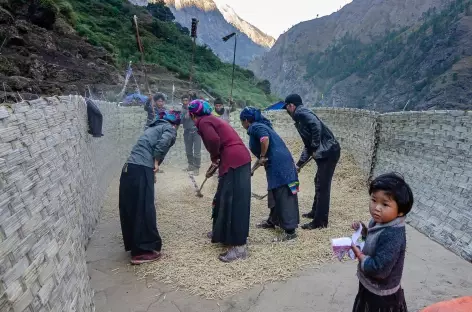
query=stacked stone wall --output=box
[1,97,470,312]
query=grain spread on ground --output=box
[105,140,370,299]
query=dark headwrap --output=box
[158,110,181,125]
[188,99,213,117]
[240,107,273,129]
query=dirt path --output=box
[87,161,472,312]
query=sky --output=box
[213,0,352,38]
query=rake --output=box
[251,156,314,200]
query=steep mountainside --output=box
[251,0,472,111]
[150,0,275,67]
[0,0,274,105]
[0,0,121,101]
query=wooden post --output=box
[133,15,151,95]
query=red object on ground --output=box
[421,297,472,312]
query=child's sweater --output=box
[357,216,406,296]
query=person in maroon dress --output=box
[188,99,252,262]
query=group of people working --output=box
[120,92,341,264]
[119,92,414,311]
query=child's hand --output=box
[351,221,361,230]
[351,243,365,262]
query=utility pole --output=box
[230,34,237,102]
[189,18,198,85]
[222,32,237,102]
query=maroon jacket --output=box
[195,115,251,176]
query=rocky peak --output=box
[129,0,274,66]
[216,3,275,48]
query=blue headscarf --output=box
[188,99,213,116]
[158,110,181,125]
[240,106,273,129]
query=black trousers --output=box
[311,150,340,227]
[267,185,300,232]
[183,129,202,169]
[212,163,251,246]
[119,163,162,256]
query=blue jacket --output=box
[248,122,298,190]
[357,217,406,296]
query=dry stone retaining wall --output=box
[0,98,471,312]
[252,109,471,261]
[0,96,144,312]
[373,110,472,261]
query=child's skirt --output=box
[352,283,408,312]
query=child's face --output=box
[369,190,403,224]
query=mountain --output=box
[250,0,472,111]
[0,0,275,105]
[216,3,275,49]
[132,0,275,67]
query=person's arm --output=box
[355,230,404,280]
[250,125,270,158]
[199,120,221,163]
[297,148,311,167]
[228,100,237,113]
[144,99,151,112]
[298,111,321,155]
[153,127,177,165]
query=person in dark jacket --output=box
[181,94,202,175]
[188,99,252,263]
[119,111,180,265]
[283,94,341,230]
[144,92,168,129]
[350,172,413,312]
[240,107,300,242]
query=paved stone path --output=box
[86,179,472,312]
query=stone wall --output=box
[0,96,144,312]
[373,110,472,261]
[248,109,472,262]
[1,98,471,312]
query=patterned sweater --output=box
[357,217,406,296]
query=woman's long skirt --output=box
[267,185,300,231]
[352,283,408,312]
[211,163,251,246]
[119,163,162,256]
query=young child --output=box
[350,172,414,312]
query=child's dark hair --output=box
[214,98,224,105]
[181,94,190,100]
[153,92,166,102]
[369,172,414,215]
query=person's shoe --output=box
[301,222,328,230]
[130,251,161,265]
[192,168,199,176]
[273,232,298,242]
[182,166,194,172]
[302,211,314,219]
[256,220,275,229]
[206,231,212,240]
[219,246,248,263]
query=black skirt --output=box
[267,185,300,231]
[119,163,162,256]
[352,283,408,312]
[211,163,251,246]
